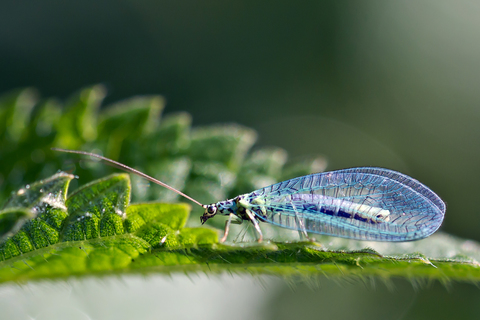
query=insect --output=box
[53,148,445,242]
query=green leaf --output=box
[184,161,236,205]
[144,112,192,158]
[0,172,73,260]
[55,85,107,149]
[126,203,190,232]
[0,173,479,285]
[26,99,62,143]
[189,124,257,170]
[62,174,130,241]
[0,173,206,283]
[0,88,38,144]
[178,227,218,246]
[97,95,164,160]
[132,157,191,202]
[0,208,33,242]
[232,147,288,196]
[2,171,73,211]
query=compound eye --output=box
[207,206,216,215]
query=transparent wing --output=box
[245,167,445,241]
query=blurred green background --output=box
[1,1,479,319]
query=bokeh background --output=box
[1,1,480,319]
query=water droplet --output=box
[25,184,30,189]
[39,189,44,193]
[160,236,167,245]
[17,189,25,195]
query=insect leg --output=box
[220,213,243,243]
[289,200,309,240]
[245,209,263,242]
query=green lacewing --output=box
[53,148,445,242]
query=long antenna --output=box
[52,148,205,207]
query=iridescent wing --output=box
[245,167,445,241]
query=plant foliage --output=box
[0,86,479,285]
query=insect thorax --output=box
[213,195,248,219]
[214,194,269,222]
[215,198,237,215]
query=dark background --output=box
[1,1,479,319]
